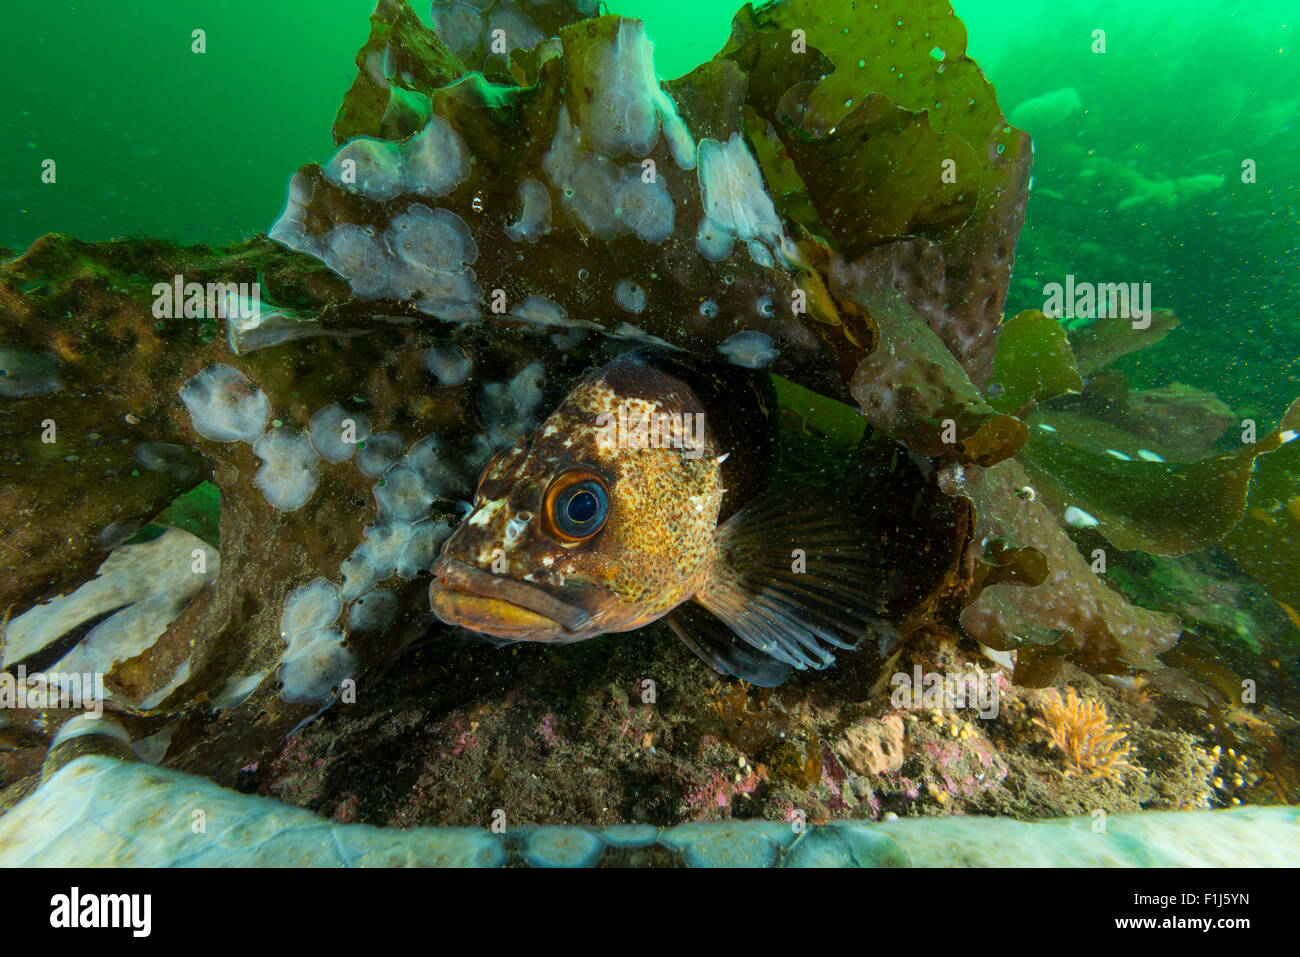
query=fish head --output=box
[429,354,726,642]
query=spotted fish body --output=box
[429,349,893,685]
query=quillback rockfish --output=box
[430,349,895,685]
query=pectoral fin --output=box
[664,601,794,687]
[689,488,897,680]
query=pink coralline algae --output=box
[684,769,763,817]
[446,728,479,758]
[538,712,562,749]
[333,793,360,823]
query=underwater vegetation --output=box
[1033,687,1134,779]
[1,0,1298,829]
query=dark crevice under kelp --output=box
[1,0,1298,825]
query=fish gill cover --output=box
[0,0,1298,823]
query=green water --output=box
[0,1,1296,412]
[3,5,1294,235]
[1,0,1295,421]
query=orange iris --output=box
[541,468,611,545]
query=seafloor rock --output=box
[834,715,906,776]
[0,231,615,776]
[3,752,1297,867]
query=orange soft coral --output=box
[1033,687,1136,779]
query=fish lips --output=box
[428,557,604,642]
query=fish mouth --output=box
[429,557,594,639]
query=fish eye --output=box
[542,469,610,545]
